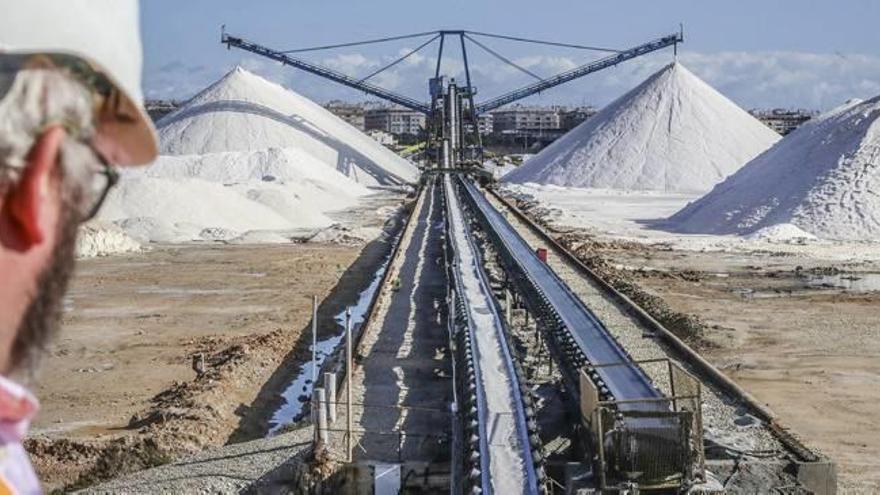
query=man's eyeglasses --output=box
[82,156,119,222]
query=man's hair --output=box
[0,68,96,193]
[0,68,99,373]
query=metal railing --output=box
[315,399,452,463]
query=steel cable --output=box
[280,30,439,54]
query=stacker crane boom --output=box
[221,27,682,170]
[222,31,431,113]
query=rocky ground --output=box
[26,197,407,493]
[506,193,880,492]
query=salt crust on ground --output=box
[98,67,417,245]
[667,97,880,241]
[743,224,817,242]
[502,183,880,262]
[504,63,779,193]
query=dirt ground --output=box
[25,238,395,491]
[588,243,880,492]
[20,191,410,492]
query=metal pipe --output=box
[325,372,337,423]
[447,83,459,166]
[316,387,328,444]
[345,308,353,462]
[311,295,319,387]
[505,289,512,324]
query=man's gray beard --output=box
[12,205,79,373]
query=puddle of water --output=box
[267,333,345,435]
[731,273,880,298]
[730,287,796,299]
[267,242,396,435]
[62,296,75,313]
[806,273,880,292]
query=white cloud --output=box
[398,47,427,66]
[626,51,880,110]
[321,53,376,73]
[515,55,579,74]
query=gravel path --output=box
[330,181,452,463]
[82,426,313,494]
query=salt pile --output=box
[667,97,880,241]
[76,222,141,258]
[504,63,780,192]
[99,174,323,243]
[157,67,418,186]
[99,67,418,244]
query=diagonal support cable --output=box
[474,32,682,113]
[280,31,438,54]
[465,30,621,53]
[358,34,440,83]
[464,34,544,82]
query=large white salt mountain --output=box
[157,66,418,186]
[666,97,880,241]
[504,63,779,192]
[96,67,417,244]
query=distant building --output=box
[749,108,817,135]
[560,106,598,130]
[144,99,180,123]
[324,100,366,131]
[367,129,397,146]
[365,105,426,136]
[464,113,494,136]
[490,105,561,134]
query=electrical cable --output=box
[712,440,783,459]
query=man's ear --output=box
[4,126,66,248]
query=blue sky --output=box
[141,1,880,110]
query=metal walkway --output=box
[347,180,452,462]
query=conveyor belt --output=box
[459,178,663,409]
[444,175,541,495]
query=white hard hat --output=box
[0,0,158,165]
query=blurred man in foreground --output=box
[0,1,157,491]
